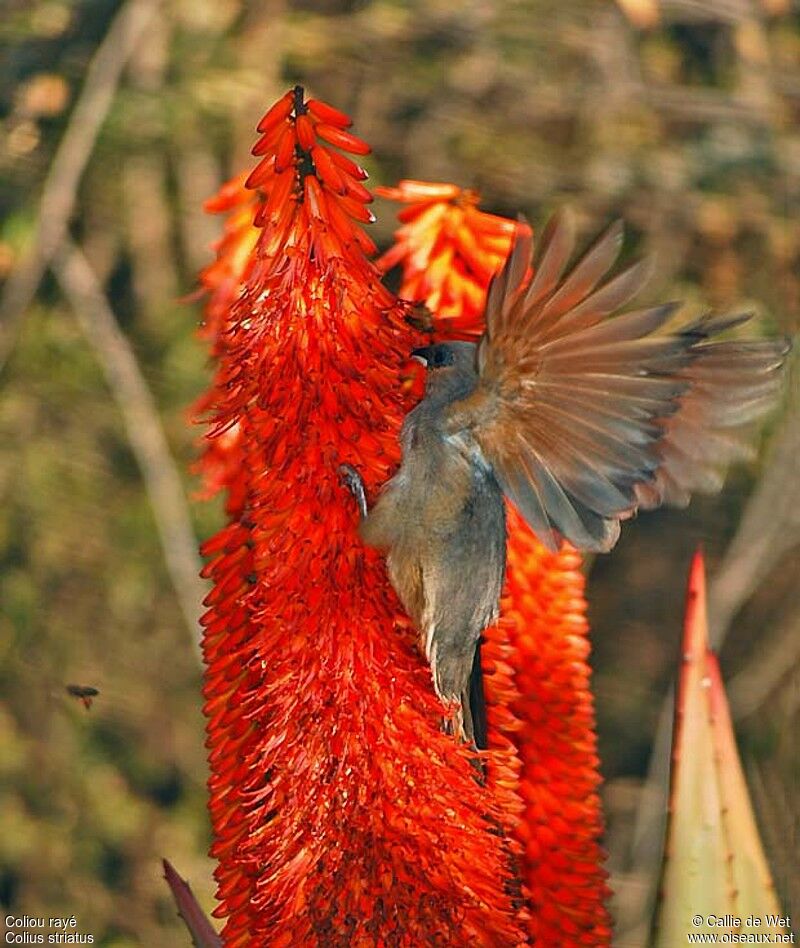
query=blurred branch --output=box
[646,87,775,125]
[52,239,206,664]
[728,605,800,719]
[122,11,180,322]
[123,154,180,317]
[0,0,162,376]
[231,0,287,169]
[175,144,222,274]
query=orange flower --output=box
[376,180,519,335]
[191,172,255,506]
[199,172,260,348]
[196,92,529,945]
[379,181,613,946]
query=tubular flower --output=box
[199,173,261,349]
[196,91,530,946]
[191,172,258,506]
[376,181,520,335]
[378,181,613,946]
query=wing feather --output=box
[634,329,791,509]
[539,258,652,343]
[532,219,623,326]
[497,452,558,551]
[520,208,576,311]
[523,447,606,549]
[545,302,682,350]
[445,211,790,551]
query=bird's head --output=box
[410,341,478,400]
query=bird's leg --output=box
[338,463,368,520]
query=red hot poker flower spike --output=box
[196,93,531,946]
[378,179,613,947]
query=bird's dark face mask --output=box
[410,345,455,369]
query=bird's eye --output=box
[432,348,452,367]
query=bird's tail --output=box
[434,635,488,750]
[462,639,488,751]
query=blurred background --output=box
[0,0,797,944]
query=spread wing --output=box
[634,320,790,509]
[445,210,789,552]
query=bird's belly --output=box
[386,463,507,645]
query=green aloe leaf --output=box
[162,858,222,948]
[653,551,787,946]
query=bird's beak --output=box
[410,346,432,367]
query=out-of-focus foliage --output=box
[0,1,797,945]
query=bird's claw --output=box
[338,463,361,491]
[338,464,368,520]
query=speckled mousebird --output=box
[341,209,790,749]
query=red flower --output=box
[199,171,260,348]
[378,181,613,946]
[376,180,520,336]
[197,91,530,945]
[191,172,256,507]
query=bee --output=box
[65,684,100,711]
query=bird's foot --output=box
[338,464,368,520]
